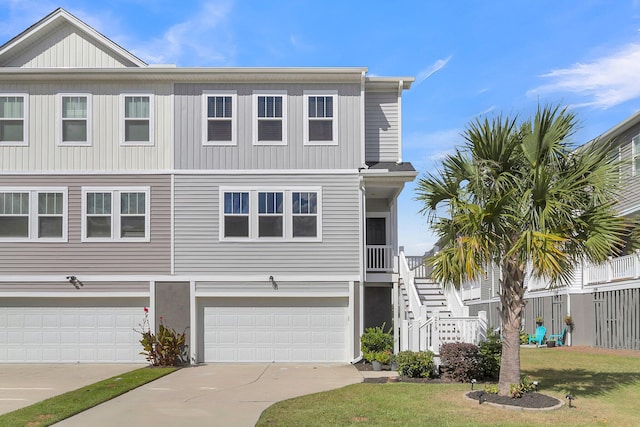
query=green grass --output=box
[257,347,640,426]
[0,366,176,427]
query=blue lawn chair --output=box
[528,325,546,346]
[548,328,567,346]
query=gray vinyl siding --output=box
[174,173,360,275]
[0,281,149,293]
[174,83,361,170]
[613,122,640,214]
[1,22,135,68]
[0,175,170,275]
[196,281,349,296]
[365,92,399,163]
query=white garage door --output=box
[0,298,147,363]
[203,298,348,362]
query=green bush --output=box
[519,330,529,344]
[479,331,502,379]
[509,375,537,398]
[396,351,436,378]
[439,343,481,382]
[360,323,393,362]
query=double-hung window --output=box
[223,191,249,238]
[253,91,287,145]
[122,95,153,145]
[220,188,321,241]
[82,187,150,242]
[0,94,28,146]
[304,91,337,145]
[59,94,91,146]
[203,91,237,145]
[633,135,640,176]
[0,188,67,241]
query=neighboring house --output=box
[460,112,640,350]
[0,9,416,363]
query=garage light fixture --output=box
[66,275,83,289]
[269,275,278,290]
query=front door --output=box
[366,217,386,246]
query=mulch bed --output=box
[467,390,562,409]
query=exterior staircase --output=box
[415,278,452,318]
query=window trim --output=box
[81,186,151,242]
[202,90,237,146]
[0,187,68,242]
[0,93,29,147]
[120,94,154,146]
[219,187,322,242]
[303,90,338,146]
[252,91,288,146]
[57,93,92,147]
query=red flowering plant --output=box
[135,307,187,367]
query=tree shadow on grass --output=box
[523,368,640,397]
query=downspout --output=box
[397,80,403,163]
[360,70,368,169]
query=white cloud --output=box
[415,56,452,85]
[529,43,640,109]
[130,0,235,65]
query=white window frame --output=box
[221,191,250,239]
[303,90,338,146]
[120,94,154,146]
[253,91,288,146]
[202,90,237,146]
[0,93,28,147]
[219,187,322,242]
[57,93,92,146]
[81,186,151,242]
[0,187,68,242]
[632,135,640,177]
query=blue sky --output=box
[2,1,640,254]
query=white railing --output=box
[366,245,394,271]
[443,283,469,317]
[399,252,423,316]
[406,255,429,278]
[585,252,640,285]
[410,313,487,354]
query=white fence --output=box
[401,313,487,354]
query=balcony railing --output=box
[585,252,640,285]
[366,245,394,272]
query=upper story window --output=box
[122,95,153,146]
[203,91,237,146]
[59,94,91,146]
[253,91,287,145]
[0,188,67,242]
[220,187,321,241]
[0,94,28,146]
[82,187,150,242]
[633,135,640,177]
[304,91,337,145]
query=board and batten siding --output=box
[174,83,361,170]
[174,173,360,275]
[0,83,172,172]
[0,175,170,275]
[613,122,640,214]
[365,91,399,163]
[1,22,135,68]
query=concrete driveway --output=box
[54,363,363,427]
[0,364,141,415]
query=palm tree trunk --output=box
[497,257,526,395]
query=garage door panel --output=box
[203,298,347,362]
[0,298,147,363]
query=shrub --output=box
[396,351,436,378]
[439,342,481,382]
[509,375,537,398]
[479,331,502,379]
[519,330,529,344]
[360,323,393,362]
[136,309,187,367]
[484,384,499,394]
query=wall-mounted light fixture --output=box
[269,275,278,290]
[66,275,83,289]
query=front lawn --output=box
[257,347,640,426]
[0,366,176,427]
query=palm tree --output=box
[416,105,629,395]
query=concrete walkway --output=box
[0,364,141,415]
[55,363,367,427]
